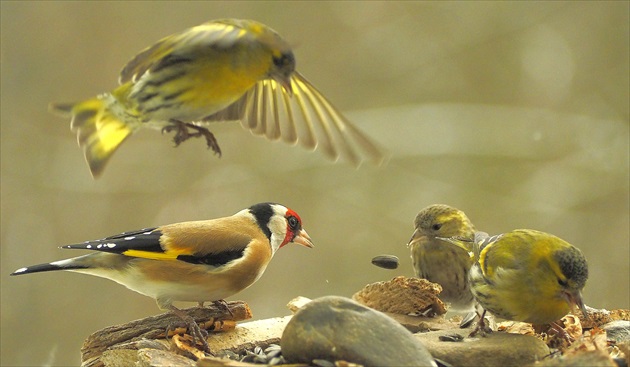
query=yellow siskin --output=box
[440,229,589,335]
[51,19,386,178]
[407,204,476,312]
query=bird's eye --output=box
[287,216,299,230]
[557,278,568,287]
[432,223,442,231]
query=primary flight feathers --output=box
[51,19,386,178]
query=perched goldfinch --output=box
[51,18,385,178]
[10,202,313,352]
[407,204,476,312]
[440,230,589,335]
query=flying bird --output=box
[51,19,386,178]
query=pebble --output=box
[281,295,437,367]
[602,320,630,343]
[414,329,549,367]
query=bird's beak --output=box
[273,74,293,96]
[292,229,314,248]
[280,78,293,96]
[406,229,422,248]
[566,290,589,320]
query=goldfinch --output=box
[10,202,313,352]
[407,204,476,312]
[440,230,589,336]
[51,18,386,178]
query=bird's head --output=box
[248,202,313,255]
[408,204,475,248]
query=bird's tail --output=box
[50,94,133,178]
[10,258,88,276]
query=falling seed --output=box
[371,254,399,269]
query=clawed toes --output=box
[163,121,221,155]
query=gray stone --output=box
[281,295,437,367]
[415,329,550,367]
[529,349,617,367]
[602,320,630,343]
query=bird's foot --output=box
[548,321,575,343]
[168,306,211,353]
[468,311,493,337]
[213,299,234,318]
[163,120,222,156]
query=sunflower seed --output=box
[371,255,399,269]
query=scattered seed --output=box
[439,333,464,342]
[265,344,281,352]
[266,349,282,359]
[371,255,399,269]
[460,311,477,328]
[435,357,456,367]
[312,359,335,367]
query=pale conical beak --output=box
[407,229,422,248]
[293,229,314,248]
[281,78,293,96]
[273,74,293,96]
[572,291,589,320]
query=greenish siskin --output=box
[407,204,476,312]
[440,229,589,335]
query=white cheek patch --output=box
[267,217,287,255]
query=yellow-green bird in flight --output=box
[52,19,386,178]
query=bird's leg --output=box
[167,304,211,353]
[162,120,222,156]
[469,310,493,337]
[547,321,575,343]
[212,299,234,318]
[460,310,478,329]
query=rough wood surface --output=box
[81,301,251,367]
[352,276,447,316]
[90,315,292,367]
[205,315,291,354]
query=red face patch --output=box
[280,208,302,248]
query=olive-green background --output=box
[1,2,628,366]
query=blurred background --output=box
[1,2,628,365]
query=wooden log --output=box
[81,301,251,367]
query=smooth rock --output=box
[415,329,549,367]
[529,349,617,367]
[281,295,437,367]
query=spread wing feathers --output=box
[203,71,387,167]
[119,20,252,85]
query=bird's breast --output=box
[128,48,273,124]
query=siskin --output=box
[440,229,589,335]
[52,19,386,178]
[407,204,476,312]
